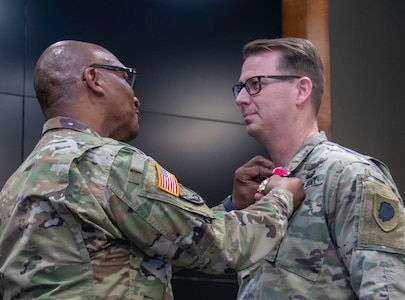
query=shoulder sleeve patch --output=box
[373,194,398,232]
[359,180,405,252]
[138,158,214,218]
[156,163,179,197]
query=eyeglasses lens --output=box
[232,77,261,98]
[126,71,136,88]
[246,77,261,95]
[232,85,241,98]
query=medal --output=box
[257,167,290,193]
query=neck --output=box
[261,123,319,166]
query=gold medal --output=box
[257,167,290,193]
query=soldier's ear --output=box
[295,76,312,106]
[83,67,105,95]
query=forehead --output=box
[92,49,122,66]
[240,51,281,80]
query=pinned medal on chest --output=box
[257,167,290,193]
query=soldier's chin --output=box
[245,124,258,136]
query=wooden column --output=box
[282,0,331,139]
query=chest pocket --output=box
[265,198,331,282]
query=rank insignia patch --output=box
[156,163,179,197]
[373,194,399,232]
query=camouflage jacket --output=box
[0,117,294,300]
[236,132,405,299]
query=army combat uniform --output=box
[0,117,294,300]
[232,132,405,299]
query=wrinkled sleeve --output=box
[105,149,293,274]
[331,162,405,299]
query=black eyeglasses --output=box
[232,75,301,98]
[90,64,137,89]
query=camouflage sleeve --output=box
[106,148,293,274]
[331,162,405,298]
[202,187,293,272]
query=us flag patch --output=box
[156,163,179,197]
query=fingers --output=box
[242,155,274,168]
[235,156,274,183]
[234,156,305,211]
[253,192,264,202]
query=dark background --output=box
[1,0,404,299]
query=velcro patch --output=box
[359,180,405,251]
[156,163,179,197]
[139,158,213,218]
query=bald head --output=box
[34,40,117,119]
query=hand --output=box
[256,175,305,211]
[232,156,274,209]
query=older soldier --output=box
[223,37,405,299]
[0,40,305,299]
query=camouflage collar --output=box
[284,131,328,175]
[42,117,101,137]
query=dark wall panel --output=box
[23,96,45,158]
[0,0,25,95]
[24,0,282,124]
[172,273,238,299]
[0,94,23,185]
[329,0,405,195]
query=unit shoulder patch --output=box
[359,179,405,251]
[373,195,399,232]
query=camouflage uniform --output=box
[235,132,405,299]
[0,117,294,300]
